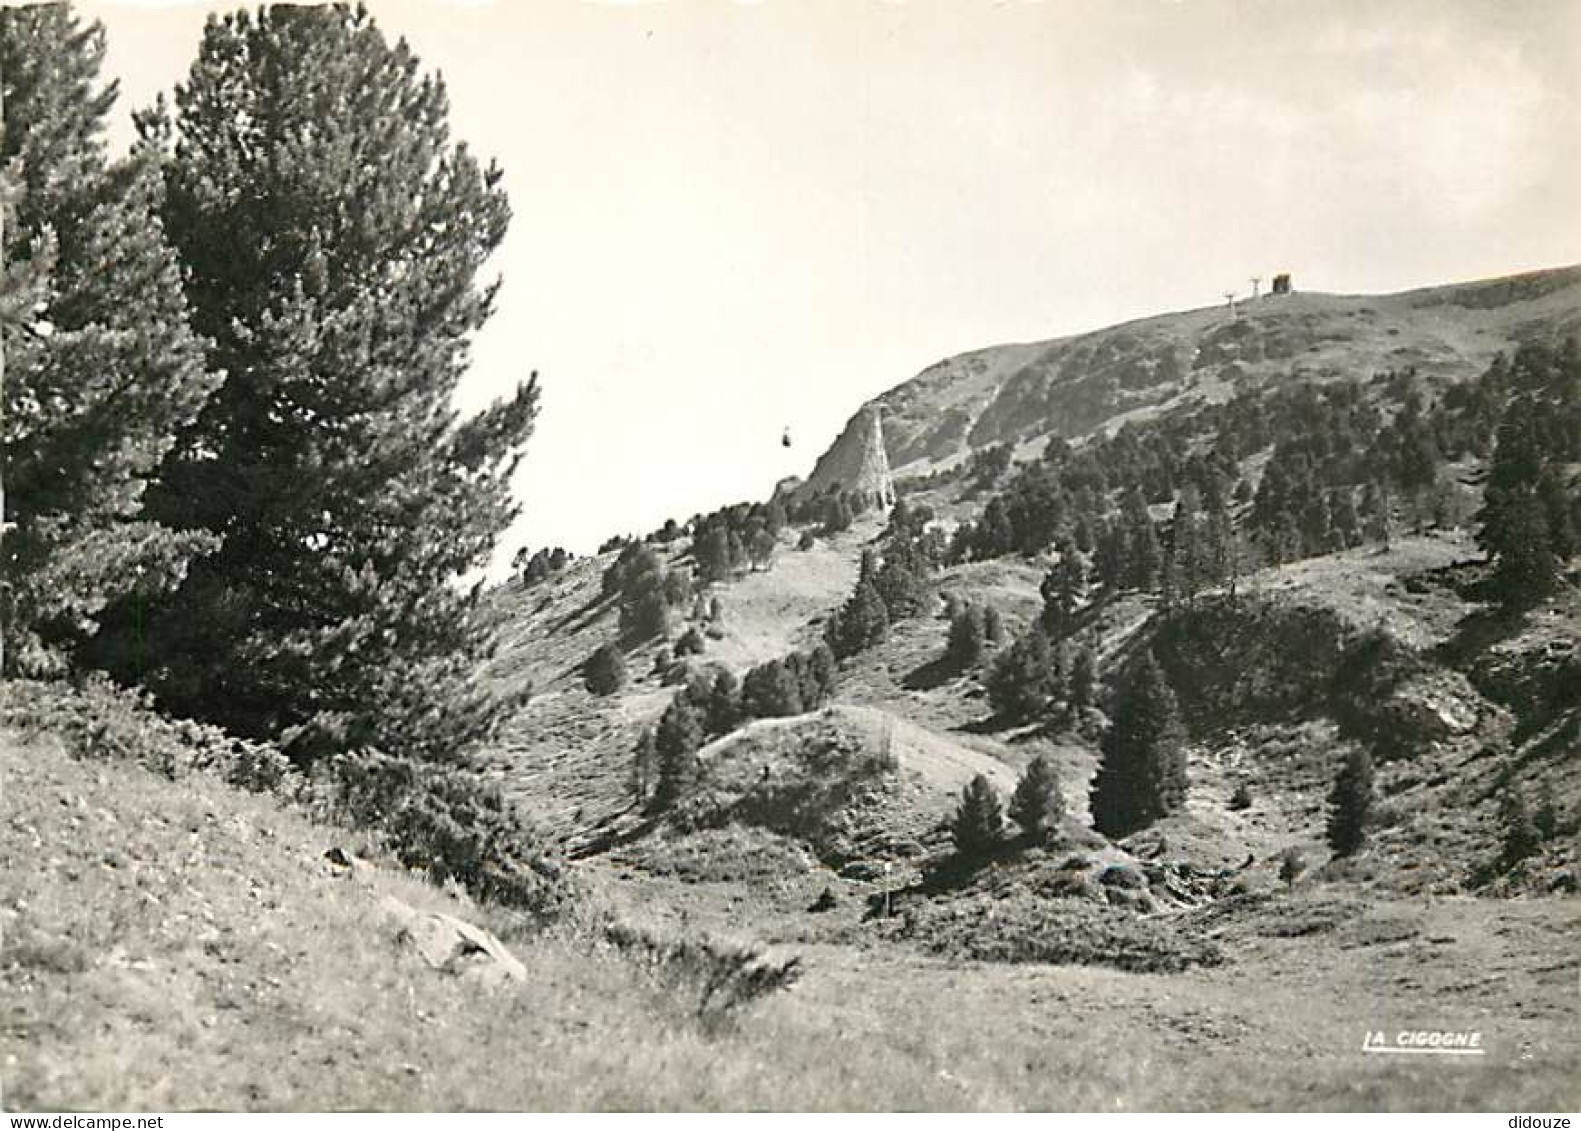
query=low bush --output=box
[318,747,567,919]
[604,922,802,1031]
[4,679,570,921]
[1,677,296,794]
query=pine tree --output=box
[1008,755,1064,843]
[584,641,627,695]
[1326,747,1374,857]
[703,667,741,735]
[94,5,536,770]
[947,602,987,667]
[826,575,889,659]
[951,773,1004,856]
[1168,485,1204,603]
[985,627,1060,723]
[806,642,839,704]
[741,657,803,719]
[652,695,704,809]
[1068,646,1097,712]
[2,6,216,676]
[1121,489,1162,591]
[1090,653,1189,836]
[1039,538,1085,637]
[1478,397,1563,606]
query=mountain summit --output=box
[813,264,1581,481]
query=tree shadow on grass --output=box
[901,654,961,692]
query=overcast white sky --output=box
[74,0,1581,558]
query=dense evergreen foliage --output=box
[584,642,627,696]
[638,644,838,810]
[515,545,573,587]
[951,773,1005,856]
[88,5,537,775]
[690,498,786,582]
[1475,343,1581,606]
[1,6,215,676]
[1090,653,1188,836]
[1008,754,1064,842]
[1326,746,1374,857]
[985,627,1061,723]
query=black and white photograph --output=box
[1,0,1579,1115]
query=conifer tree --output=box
[947,602,987,667]
[1478,397,1563,606]
[1121,489,1162,591]
[1039,538,1086,637]
[1168,485,1204,603]
[951,773,1004,856]
[985,627,1060,723]
[1090,653,1189,836]
[2,6,216,675]
[584,641,627,695]
[652,694,704,809]
[826,574,889,659]
[1009,754,1064,842]
[703,666,742,735]
[1326,746,1374,857]
[95,5,537,769]
[741,657,803,719]
[1068,646,1098,712]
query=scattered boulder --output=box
[380,895,525,984]
[1387,672,1480,742]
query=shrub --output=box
[604,922,802,1031]
[1,678,295,794]
[324,747,565,917]
[584,642,627,695]
[1279,847,1307,886]
[674,626,706,657]
[951,773,1005,857]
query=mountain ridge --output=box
[804,263,1581,492]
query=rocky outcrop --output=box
[800,404,894,508]
[380,895,526,985]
